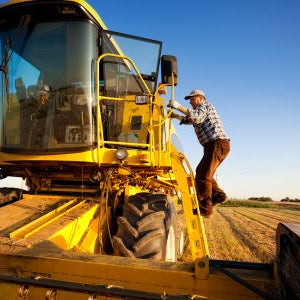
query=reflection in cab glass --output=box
[99,31,161,148]
[0,21,97,152]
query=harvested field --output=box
[202,205,300,263]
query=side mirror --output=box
[161,55,178,86]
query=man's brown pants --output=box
[195,139,230,206]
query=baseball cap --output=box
[184,89,205,100]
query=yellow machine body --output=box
[0,0,297,299]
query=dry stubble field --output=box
[182,202,300,263]
[1,190,299,263]
[203,203,300,262]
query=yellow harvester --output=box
[0,0,298,299]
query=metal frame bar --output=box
[9,200,85,238]
[175,152,210,260]
[211,263,275,300]
[0,254,277,299]
[0,273,187,300]
[210,260,273,272]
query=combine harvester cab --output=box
[0,0,298,299]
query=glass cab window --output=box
[0,18,98,152]
[99,31,162,147]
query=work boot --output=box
[212,192,227,206]
[198,198,213,218]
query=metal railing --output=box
[96,53,171,167]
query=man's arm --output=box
[170,112,191,125]
[167,100,207,124]
[176,105,189,115]
[170,112,183,121]
[167,100,189,115]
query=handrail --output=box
[178,152,210,257]
[97,53,151,95]
[104,141,149,147]
[168,73,176,164]
[96,54,178,168]
[152,81,174,128]
[151,75,177,166]
[96,53,153,166]
[149,107,172,128]
[149,102,163,166]
[178,152,198,206]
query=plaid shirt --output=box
[187,100,229,146]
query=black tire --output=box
[112,193,178,260]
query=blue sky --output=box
[90,0,300,200]
[0,0,299,200]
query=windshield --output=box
[0,20,98,152]
[101,31,162,95]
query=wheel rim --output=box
[165,225,176,262]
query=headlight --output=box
[115,148,128,161]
